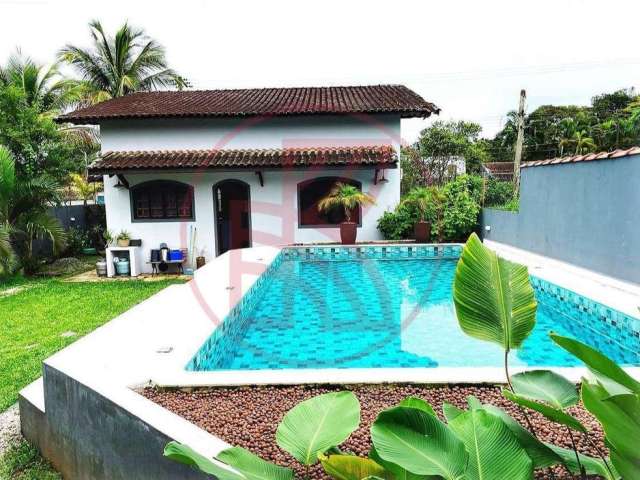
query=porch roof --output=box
[88,145,397,174]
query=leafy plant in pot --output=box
[116,230,131,247]
[400,186,442,242]
[318,183,375,245]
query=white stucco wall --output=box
[100,114,403,271]
[100,114,401,151]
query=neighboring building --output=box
[483,161,514,181]
[58,85,438,269]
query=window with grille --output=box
[130,181,194,221]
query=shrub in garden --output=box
[376,208,416,240]
[378,175,483,242]
[63,226,89,257]
[484,179,515,207]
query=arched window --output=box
[130,180,194,221]
[298,177,362,227]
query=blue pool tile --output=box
[186,246,640,371]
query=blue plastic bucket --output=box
[169,250,183,261]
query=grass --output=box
[0,276,183,411]
[0,441,60,480]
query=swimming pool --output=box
[187,245,640,371]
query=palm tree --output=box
[572,130,597,154]
[0,51,100,150]
[318,183,375,223]
[59,20,188,104]
[0,145,66,274]
[401,187,440,222]
[68,173,95,205]
[0,50,80,114]
[557,118,577,155]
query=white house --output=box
[59,85,438,270]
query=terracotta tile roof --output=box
[88,145,397,174]
[522,147,640,168]
[483,162,514,180]
[58,85,439,124]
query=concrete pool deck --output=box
[19,242,640,479]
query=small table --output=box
[148,259,185,275]
[106,246,142,278]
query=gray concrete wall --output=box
[20,365,209,480]
[481,154,640,284]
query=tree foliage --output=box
[59,20,188,104]
[490,88,640,162]
[0,145,66,274]
[402,121,491,192]
[0,85,88,182]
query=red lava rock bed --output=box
[141,384,607,480]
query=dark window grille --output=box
[131,181,194,221]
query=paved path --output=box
[0,404,21,456]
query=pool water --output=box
[188,249,640,371]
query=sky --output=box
[2,0,640,143]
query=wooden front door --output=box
[214,180,251,255]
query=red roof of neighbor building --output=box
[522,147,640,168]
[88,145,397,174]
[483,162,514,180]
[57,85,439,124]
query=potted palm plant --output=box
[401,187,440,243]
[318,183,375,244]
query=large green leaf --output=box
[369,447,435,480]
[448,409,533,480]
[551,333,640,394]
[582,381,640,479]
[399,397,436,416]
[371,406,468,480]
[478,403,562,469]
[276,391,360,465]
[442,403,465,423]
[503,389,587,433]
[547,444,619,480]
[511,370,578,409]
[319,453,393,480]
[217,447,294,480]
[163,441,245,479]
[453,233,537,351]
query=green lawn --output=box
[0,441,61,480]
[0,277,183,411]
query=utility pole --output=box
[513,89,526,196]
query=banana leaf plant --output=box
[165,388,614,480]
[552,333,640,480]
[452,232,537,386]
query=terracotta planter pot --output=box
[340,222,357,245]
[117,239,130,247]
[414,221,431,243]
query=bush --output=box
[484,180,514,207]
[377,208,415,240]
[63,227,89,256]
[378,175,483,242]
[493,197,519,212]
[439,177,481,241]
